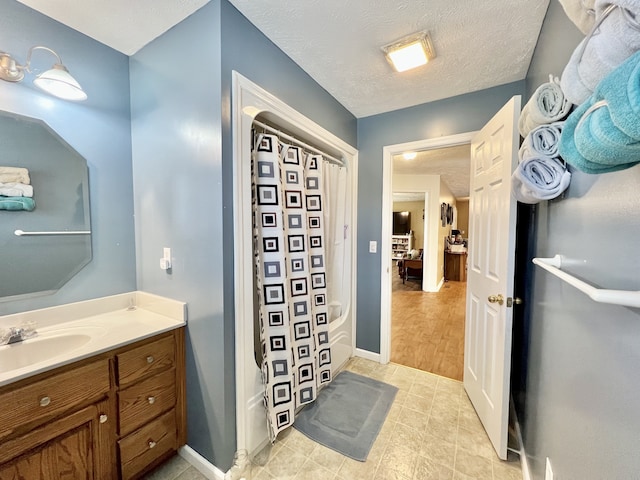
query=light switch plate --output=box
[369,241,377,253]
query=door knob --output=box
[507,297,523,307]
[488,294,504,305]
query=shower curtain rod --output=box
[252,119,345,167]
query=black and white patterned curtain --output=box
[251,132,332,441]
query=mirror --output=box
[0,111,91,301]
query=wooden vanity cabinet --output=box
[115,330,186,480]
[0,399,113,480]
[0,327,186,480]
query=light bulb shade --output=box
[382,31,436,73]
[0,53,24,82]
[33,64,87,101]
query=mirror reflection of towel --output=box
[0,196,35,211]
[0,167,30,185]
[0,182,33,197]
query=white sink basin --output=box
[0,327,106,374]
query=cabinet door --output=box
[0,400,114,480]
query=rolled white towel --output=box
[519,122,565,162]
[559,0,597,34]
[518,78,571,138]
[559,38,595,105]
[0,166,30,185]
[0,182,33,197]
[596,0,640,17]
[561,2,640,105]
[511,156,571,204]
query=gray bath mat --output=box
[293,370,398,461]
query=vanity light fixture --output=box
[0,46,87,101]
[403,151,417,160]
[382,31,436,73]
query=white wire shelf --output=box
[532,255,640,308]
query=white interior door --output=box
[464,96,521,460]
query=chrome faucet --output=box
[1,322,37,345]
[7,327,28,344]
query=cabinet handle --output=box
[147,396,156,405]
[148,440,157,449]
[39,396,51,407]
[146,355,154,364]
[99,414,108,424]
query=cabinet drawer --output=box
[0,359,110,440]
[117,335,175,387]
[118,409,176,480]
[119,368,176,437]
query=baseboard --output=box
[355,348,380,363]
[512,411,532,480]
[179,445,226,480]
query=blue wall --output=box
[522,2,640,479]
[129,0,227,469]
[355,81,526,352]
[0,0,135,316]
[130,0,357,470]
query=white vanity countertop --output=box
[0,291,187,387]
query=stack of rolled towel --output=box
[513,77,572,204]
[559,49,640,173]
[0,167,35,211]
[560,0,640,106]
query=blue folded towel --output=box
[0,196,35,211]
[559,50,640,174]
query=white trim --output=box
[232,71,359,454]
[355,347,381,363]
[179,445,226,480]
[513,414,532,480]
[380,132,477,364]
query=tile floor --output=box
[145,357,522,480]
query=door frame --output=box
[232,71,359,454]
[380,132,477,364]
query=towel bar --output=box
[532,255,640,308]
[14,229,91,236]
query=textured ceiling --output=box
[17,0,550,117]
[17,0,210,56]
[394,145,471,199]
[227,0,550,117]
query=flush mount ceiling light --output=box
[382,31,436,73]
[403,152,417,160]
[0,46,87,101]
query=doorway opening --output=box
[380,132,477,381]
[232,72,359,456]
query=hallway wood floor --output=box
[391,275,466,381]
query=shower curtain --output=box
[322,162,348,321]
[252,132,333,441]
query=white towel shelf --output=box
[533,255,640,308]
